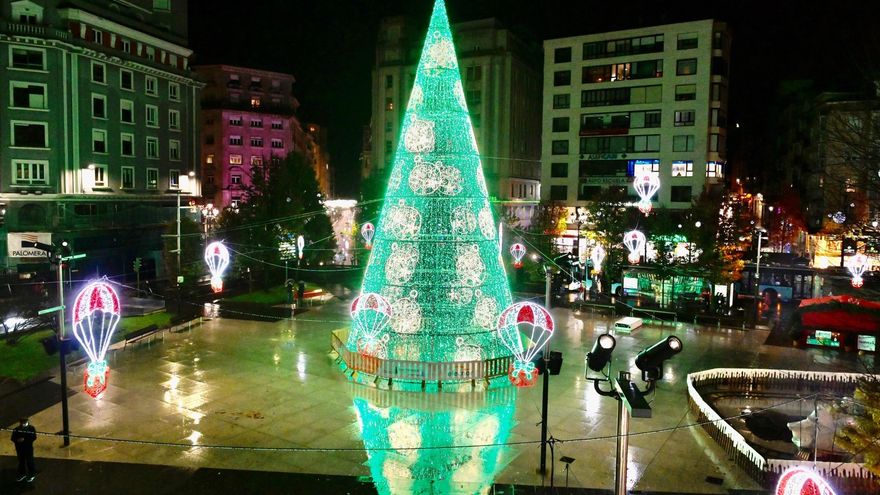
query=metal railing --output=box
[1,21,70,40]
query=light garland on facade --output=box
[204,241,230,293]
[353,0,512,364]
[71,280,121,399]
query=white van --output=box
[614,317,643,333]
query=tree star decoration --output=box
[385,243,420,285]
[450,205,478,235]
[386,201,422,239]
[846,253,869,288]
[510,243,526,269]
[496,302,554,387]
[478,206,495,240]
[590,244,606,274]
[71,280,121,399]
[456,243,486,287]
[623,230,646,264]
[204,241,230,293]
[775,467,836,495]
[633,173,661,215]
[390,292,422,334]
[403,116,436,153]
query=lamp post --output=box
[200,203,219,239]
[753,227,768,327]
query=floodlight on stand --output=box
[586,333,616,373]
[634,335,683,382]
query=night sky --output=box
[188,0,878,197]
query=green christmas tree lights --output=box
[350,0,513,363]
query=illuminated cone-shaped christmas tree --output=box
[351,0,512,363]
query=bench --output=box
[124,324,159,348]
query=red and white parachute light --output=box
[633,173,660,215]
[361,222,375,250]
[496,302,554,387]
[623,230,646,264]
[590,244,606,274]
[350,292,393,359]
[846,253,869,288]
[297,235,305,261]
[204,241,230,293]
[510,243,526,269]
[71,280,121,399]
[775,467,836,495]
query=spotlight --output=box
[634,336,682,381]
[586,333,616,373]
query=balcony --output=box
[0,21,70,41]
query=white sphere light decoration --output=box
[623,230,646,264]
[633,173,661,215]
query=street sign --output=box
[39,305,65,315]
[177,275,184,283]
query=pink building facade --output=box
[195,65,303,209]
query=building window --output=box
[231,174,242,185]
[385,140,392,153]
[550,185,568,201]
[145,76,157,96]
[675,84,696,101]
[121,133,134,156]
[466,90,482,106]
[631,159,660,176]
[710,109,727,127]
[706,161,724,178]
[672,135,695,152]
[10,47,45,70]
[120,69,133,90]
[231,197,241,209]
[229,116,242,126]
[676,58,697,76]
[554,47,572,63]
[11,121,47,148]
[169,139,180,160]
[551,163,568,178]
[466,66,483,81]
[229,135,242,146]
[145,46,156,61]
[229,154,243,165]
[12,160,48,185]
[10,82,46,109]
[206,154,214,165]
[674,110,695,127]
[250,96,261,108]
[251,156,263,166]
[671,160,694,177]
[677,33,698,50]
[385,98,393,111]
[146,104,158,127]
[121,166,134,189]
[551,140,569,155]
[385,120,393,133]
[91,61,105,83]
[553,70,571,86]
[713,31,726,50]
[709,133,726,152]
[120,100,134,123]
[271,138,284,149]
[205,134,214,145]
[250,119,263,128]
[93,29,103,44]
[385,74,393,89]
[169,169,180,189]
[168,82,180,101]
[120,39,131,53]
[670,185,693,202]
[582,34,664,60]
[169,109,180,130]
[711,57,728,77]
[552,117,569,132]
[92,94,107,119]
[552,94,570,109]
[146,168,158,189]
[271,121,283,130]
[580,135,660,153]
[92,129,107,153]
[92,164,107,187]
[146,137,159,158]
[250,136,263,147]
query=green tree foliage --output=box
[585,188,631,286]
[215,152,335,284]
[837,376,880,475]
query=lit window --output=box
[12,160,48,185]
[169,169,180,189]
[10,82,46,109]
[250,96,261,108]
[206,154,214,164]
[671,160,694,177]
[229,154,243,165]
[92,164,107,187]
[146,168,159,189]
[706,161,724,178]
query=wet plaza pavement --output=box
[1,299,872,494]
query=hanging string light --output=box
[846,253,869,288]
[509,243,526,269]
[496,302,554,387]
[71,280,121,399]
[623,230,646,264]
[204,241,230,293]
[633,173,660,215]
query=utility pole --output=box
[753,228,767,327]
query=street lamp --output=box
[753,227,769,327]
[200,203,220,238]
[586,334,683,495]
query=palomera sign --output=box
[7,232,53,258]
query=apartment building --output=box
[0,0,200,277]
[541,20,730,209]
[367,16,543,226]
